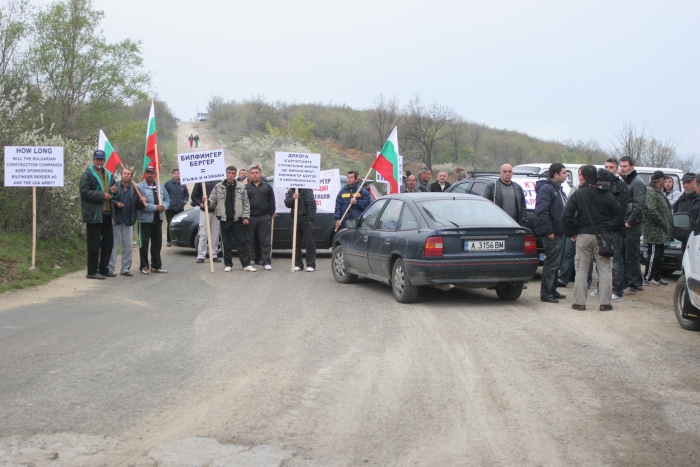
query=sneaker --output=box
[644,280,660,287]
[224,266,232,272]
[591,290,599,297]
[657,279,669,286]
[624,287,638,295]
[264,264,272,270]
[306,267,315,272]
[612,294,623,301]
[294,266,301,272]
[242,265,257,272]
[166,242,172,247]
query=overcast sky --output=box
[88,0,698,156]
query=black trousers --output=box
[290,221,316,268]
[86,215,114,276]
[246,215,272,265]
[644,243,665,282]
[165,209,182,242]
[220,219,250,267]
[624,223,644,290]
[139,220,163,270]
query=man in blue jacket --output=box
[334,170,371,230]
[137,166,170,275]
[535,163,568,303]
[164,169,189,247]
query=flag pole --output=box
[154,144,163,205]
[335,166,373,232]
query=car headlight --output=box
[171,212,187,224]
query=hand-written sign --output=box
[177,149,226,183]
[515,178,571,208]
[274,151,321,189]
[275,169,340,214]
[4,146,64,187]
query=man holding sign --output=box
[284,188,316,271]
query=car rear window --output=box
[417,199,517,228]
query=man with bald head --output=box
[482,163,527,226]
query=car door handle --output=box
[385,239,391,244]
[364,235,369,242]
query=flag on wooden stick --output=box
[98,130,122,173]
[372,126,400,194]
[142,101,158,177]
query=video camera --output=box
[596,168,619,194]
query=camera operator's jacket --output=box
[643,184,672,244]
[206,180,250,222]
[562,182,620,237]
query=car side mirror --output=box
[674,212,691,229]
[346,219,358,229]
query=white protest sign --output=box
[514,178,571,209]
[177,149,226,183]
[275,169,340,214]
[375,154,403,186]
[3,146,64,187]
[274,151,321,189]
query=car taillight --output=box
[425,236,444,257]
[523,234,537,255]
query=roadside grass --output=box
[0,230,85,293]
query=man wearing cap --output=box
[643,171,672,287]
[79,150,119,279]
[137,166,170,275]
[673,173,700,252]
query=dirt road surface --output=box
[1,125,700,466]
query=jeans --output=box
[86,215,113,276]
[612,232,626,296]
[139,220,163,270]
[541,235,565,299]
[559,237,576,285]
[574,234,613,306]
[624,223,644,290]
[220,219,250,268]
[109,223,134,274]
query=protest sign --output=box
[275,169,340,214]
[177,149,227,184]
[274,151,321,189]
[514,178,571,209]
[4,146,64,187]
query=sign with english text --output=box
[4,146,64,187]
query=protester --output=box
[334,170,371,230]
[643,171,672,287]
[284,187,317,272]
[252,161,268,182]
[237,169,248,183]
[245,166,275,270]
[453,167,467,182]
[137,166,170,275]
[664,177,681,204]
[456,171,468,182]
[79,150,119,280]
[535,163,568,303]
[204,166,256,272]
[672,173,700,251]
[109,167,144,277]
[563,165,621,311]
[416,167,431,192]
[430,171,452,192]
[402,175,421,193]
[164,169,189,247]
[191,179,222,264]
[194,134,200,148]
[483,164,527,226]
[188,134,194,148]
[619,156,647,294]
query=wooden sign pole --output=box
[291,189,299,272]
[30,186,36,270]
[269,216,275,259]
[202,182,215,273]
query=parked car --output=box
[168,176,380,251]
[672,213,700,331]
[331,193,539,303]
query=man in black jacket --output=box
[535,163,568,303]
[482,164,527,226]
[245,166,275,270]
[109,167,145,277]
[191,179,222,263]
[672,173,700,252]
[164,169,189,247]
[284,188,316,271]
[601,158,630,301]
[619,156,647,294]
[563,165,621,311]
[430,171,452,192]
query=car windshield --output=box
[417,199,517,228]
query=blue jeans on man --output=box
[541,234,565,300]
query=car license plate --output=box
[464,240,505,252]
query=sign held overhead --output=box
[274,151,321,189]
[177,149,227,183]
[4,146,65,187]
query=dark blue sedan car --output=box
[331,193,539,303]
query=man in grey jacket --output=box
[203,166,256,272]
[619,156,647,294]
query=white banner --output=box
[274,151,321,189]
[375,154,403,187]
[275,169,340,214]
[177,149,227,183]
[515,178,571,209]
[3,146,64,187]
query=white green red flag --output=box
[98,129,122,173]
[372,126,400,194]
[143,101,158,175]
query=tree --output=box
[29,0,150,139]
[447,117,465,162]
[403,94,456,170]
[0,0,30,81]
[369,93,399,149]
[609,122,650,165]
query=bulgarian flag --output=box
[372,126,400,194]
[98,130,122,173]
[143,100,158,176]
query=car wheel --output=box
[332,245,357,284]
[674,274,700,331]
[392,258,419,303]
[495,282,524,301]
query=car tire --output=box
[674,274,700,331]
[392,258,419,303]
[495,282,524,301]
[332,245,357,284]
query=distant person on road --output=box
[483,164,527,226]
[245,166,275,270]
[402,175,420,193]
[430,171,452,192]
[672,173,700,252]
[164,169,189,247]
[285,187,317,272]
[137,166,170,275]
[188,134,194,148]
[563,165,621,311]
[237,169,248,183]
[334,170,371,230]
[643,171,673,287]
[109,167,145,277]
[416,167,431,192]
[619,156,647,295]
[664,176,681,204]
[535,163,568,304]
[194,134,200,148]
[79,149,119,280]
[203,166,256,272]
[191,179,222,264]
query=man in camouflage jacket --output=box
[643,171,672,286]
